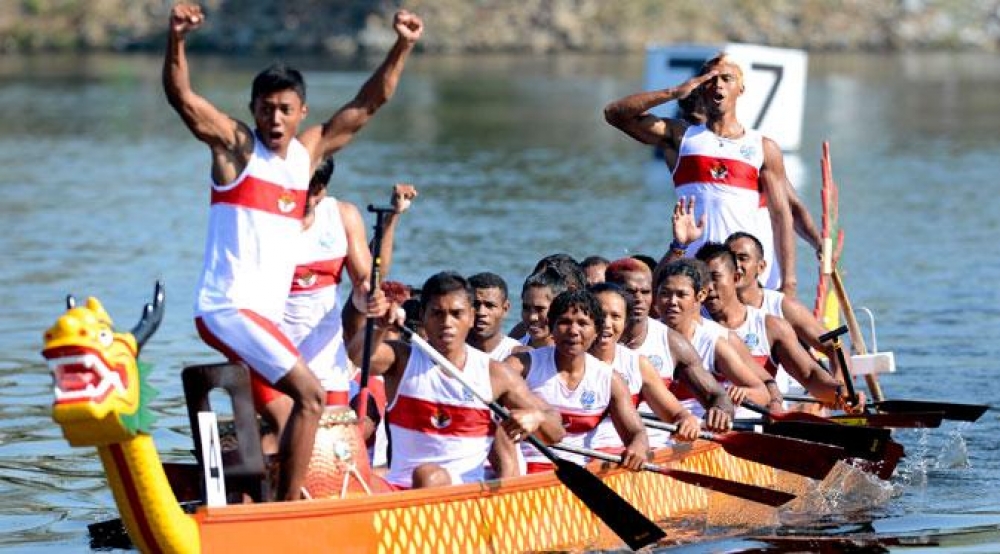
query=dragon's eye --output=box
[97,328,114,347]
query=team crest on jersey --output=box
[277,191,297,213]
[740,144,757,161]
[580,389,597,410]
[648,355,664,371]
[462,387,475,403]
[319,231,338,249]
[709,161,729,180]
[743,333,760,348]
[430,408,452,429]
[295,271,317,288]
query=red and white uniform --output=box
[282,197,351,403]
[521,347,612,471]
[758,288,785,319]
[672,125,778,287]
[634,318,676,447]
[195,135,309,386]
[488,336,523,362]
[385,345,495,488]
[586,344,643,450]
[734,306,778,377]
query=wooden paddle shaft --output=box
[831,269,885,401]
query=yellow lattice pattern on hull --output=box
[369,443,779,553]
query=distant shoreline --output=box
[2,1,997,56]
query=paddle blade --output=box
[873,400,988,422]
[851,439,906,480]
[712,431,846,480]
[829,411,945,428]
[759,420,890,461]
[553,458,665,550]
[656,467,796,507]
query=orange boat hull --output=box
[193,441,783,553]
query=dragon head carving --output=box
[43,282,164,447]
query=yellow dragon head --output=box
[43,283,164,447]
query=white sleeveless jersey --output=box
[672,125,776,287]
[385,345,495,488]
[488,336,523,362]
[520,347,613,467]
[586,344,643,450]
[195,135,310,321]
[281,197,350,394]
[634,318,678,447]
[735,306,778,377]
[759,288,785,319]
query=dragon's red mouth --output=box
[45,346,124,405]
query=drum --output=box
[303,406,379,499]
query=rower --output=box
[725,231,851,382]
[696,242,858,410]
[503,290,649,473]
[467,272,522,361]
[653,258,770,419]
[513,268,568,350]
[586,283,701,451]
[605,257,735,435]
[349,271,565,489]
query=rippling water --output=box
[2,51,999,552]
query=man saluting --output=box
[604,53,798,295]
[162,2,422,501]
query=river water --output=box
[1,51,999,552]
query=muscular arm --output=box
[785,177,821,251]
[603,71,716,155]
[780,295,848,381]
[714,337,771,406]
[767,316,842,406]
[667,328,734,430]
[162,5,252,184]
[760,138,797,296]
[608,373,648,470]
[299,12,423,167]
[726,331,783,407]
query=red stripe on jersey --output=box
[387,395,495,437]
[750,354,780,376]
[211,175,307,220]
[673,155,760,192]
[291,257,346,292]
[561,411,604,434]
[630,393,640,407]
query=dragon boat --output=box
[45,284,808,553]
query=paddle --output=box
[738,400,891,460]
[550,443,796,508]
[354,205,395,421]
[780,395,946,428]
[638,416,845,480]
[822,325,988,422]
[398,326,665,550]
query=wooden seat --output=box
[182,362,270,503]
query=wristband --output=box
[669,239,688,252]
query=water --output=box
[2,50,1000,552]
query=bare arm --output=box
[780,295,849,381]
[376,183,418,279]
[767,316,844,406]
[607,373,648,471]
[492,359,565,445]
[760,137,797,296]
[713,337,771,407]
[785,177,821,251]
[667,328,733,432]
[339,202,373,343]
[299,11,423,166]
[635,355,699,441]
[162,3,252,184]
[726,331,783,408]
[603,71,717,152]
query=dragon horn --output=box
[131,281,166,350]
